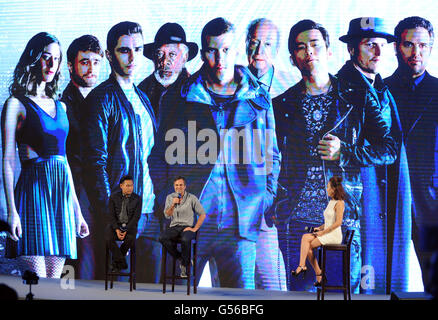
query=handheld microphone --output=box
[120,223,128,232]
[304,226,316,233]
[176,193,182,218]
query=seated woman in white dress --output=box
[291,176,345,287]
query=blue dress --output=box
[6,95,76,259]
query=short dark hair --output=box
[288,19,330,54]
[394,16,434,45]
[246,18,280,50]
[119,175,134,185]
[107,21,143,55]
[329,176,346,201]
[173,176,186,185]
[201,17,235,50]
[67,34,104,65]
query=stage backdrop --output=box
[0,0,436,294]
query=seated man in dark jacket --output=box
[81,21,160,282]
[106,175,142,272]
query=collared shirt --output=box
[108,190,142,231]
[388,68,429,137]
[164,192,206,228]
[119,194,130,225]
[347,67,393,127]
[253,66,298,99]
[394,68,427,91]
[412,71,426,89]
[121,85,155,214]
[257,66,274,93]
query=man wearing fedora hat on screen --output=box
[337,18,411,293]
[338,17,397,91]
[337,17,398,130]
[138,23,198,124]
[273,19,396,294]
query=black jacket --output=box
[273,74,397,222]
[61,81,85,195]
[385,69,438,225]
[81,75,156,217]
[338,60,402,143]
[337,60,413,292]
[138,68,190,128]
[108,191,142,233]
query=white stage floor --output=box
[0,274,389,300]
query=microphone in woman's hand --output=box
[305,226,316,233]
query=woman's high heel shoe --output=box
[314,273,326,287]
[291,266,307,278]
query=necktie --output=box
[119,196,129,224]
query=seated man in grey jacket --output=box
[160,176,206,277]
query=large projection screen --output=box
[0,0,436,294]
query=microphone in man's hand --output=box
[176,193,182,218]
[120,223,128,233]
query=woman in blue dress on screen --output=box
[1,32,89,278]
[290,176,345,287]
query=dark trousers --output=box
[105,225,136,264]
[159,225,196,267]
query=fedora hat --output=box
[144,22,198,61]
[339,17,396,43]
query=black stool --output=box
[105,241,136,291]
[317,229,355,300]
[161,231,198,295]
